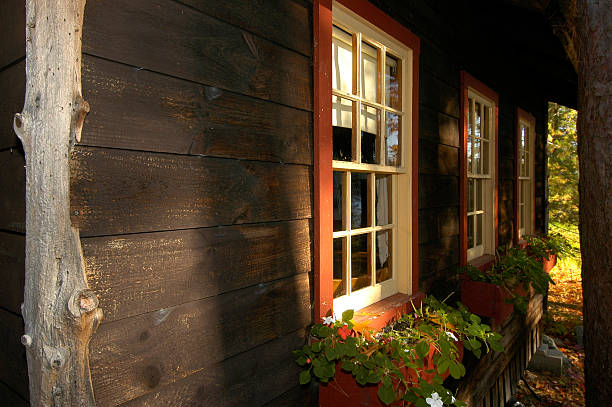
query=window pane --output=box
[483,105,489,140]
[473,137,481,174]
[361,41,378,102]
[467,136,472,173]
[376,174,392,225]
[525,151,530,177]
[333,171,344,232]
[467,215,474,249]
[351,234,371,292]
[475,101,482,139]
[332,95,353,161]
[468,98,474,136]
[385,54,400,109]
[476,179,483,211]
[361,105,378,164]
[332,26,353,94]
[467,179,474,213]
[482,140,489,174]
[376,230,392,283]
[333,237,346,298]
[476,214,483,246]
[351,172,368,229]
[385,112,401,166]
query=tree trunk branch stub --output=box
[14,1,102,406]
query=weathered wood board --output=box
[0,0,25,69]
[0,232,25,315]
[179,0,312,57]
[0,150,26,233]
[0,309,28,401]
[0,61,25,150]
[70,146,312,236]
[83,219,312,323]
[82,0,312,111]
[120,329,310,407]
[89,273,311,406]
[81,55,312,164]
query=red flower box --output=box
[319,342,464,407]
[460,279,528,327]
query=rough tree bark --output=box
[13,0,102,406]
[576,0,612,404]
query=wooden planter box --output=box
[460,280,528,327]
[319,342,464,407]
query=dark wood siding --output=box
[77,0,314,405]
[0,0,28,403]
[370,0,553,295]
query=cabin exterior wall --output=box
[0,0,575,406]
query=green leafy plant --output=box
[293,297,503,406]
[459,245,555,313]
[525,233,575,262]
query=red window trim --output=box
[514,107,536,244]
[459,71,499,266]
[313,0,421,321]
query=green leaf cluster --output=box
[293,297,503,406]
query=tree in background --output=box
[547,103,578,226]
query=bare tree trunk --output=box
[13,1,102,405]
[576,0,612,404]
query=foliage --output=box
[459,244,555,313]
[548,102,578,225]
[293,298,503,406]
[525,232,575,262]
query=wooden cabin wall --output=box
[0,0,29,405]
[74,0,315,405]
[370,0,551,295]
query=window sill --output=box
[467,254,495,271]
[352,292,425,331]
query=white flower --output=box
[425,392,444,407]
[445,331,458,341]
[451,396,456,403]
[322,316,334,325]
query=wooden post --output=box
[13,1,102,405]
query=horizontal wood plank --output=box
[82,0,312,111]
[70,146,312,236]
[0,309,28,401]
[419,70,460,119]
[0,61,25,150]
[179,0,312,57]
[418,139,458,176]
[121,329,309,407]
[418,174,458,209]
[419,106,460,148]
[0,0,25,69]
[0,232,25,315]
[0,381,28,406]
[89,273,312,406]
[83,219,312,323]
[81,55,312,164]
[0,150,26,233]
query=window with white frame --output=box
[466,90,496,260]
[517,118,534,239]
[331,4,414,315]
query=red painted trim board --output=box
[314,0,334,321]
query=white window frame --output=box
[517,117,535,239]
[466,89,496,261]
[331,3,414,317]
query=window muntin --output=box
[466,90,495,261]
[331,4,413,315]
[518,119,534,238]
